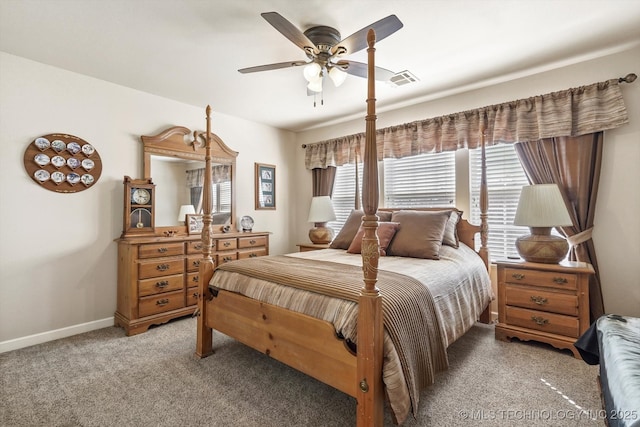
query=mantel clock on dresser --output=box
[122,176,155,237]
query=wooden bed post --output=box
[478,125,492,324]
[357,29,384,427]
[196,105,215,358]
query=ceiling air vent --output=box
[388,70,419,87]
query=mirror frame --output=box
[141,126,238,234]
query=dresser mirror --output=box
[141,126,237,232]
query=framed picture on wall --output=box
[186,214,204,234]
[255,163,276,210]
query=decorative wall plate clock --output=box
[23,133,102,193]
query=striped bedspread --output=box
[209,244,492,424]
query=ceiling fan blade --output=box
[238,60,308,74]
[331,15,403,56]
[261,12,318,55]
[339,60,395,81]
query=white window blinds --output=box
[384,152,455,208]
[469,143,530,261]
[328,162,363,232]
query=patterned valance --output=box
[186,165,231,187]
[305,79,629,169]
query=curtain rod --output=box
[301,72,636,149]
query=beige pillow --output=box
[386,210,451,259]
[330,209,364,249]
[442,210,462,248]
[347,222,400,255]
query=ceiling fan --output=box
[238,12,404,94]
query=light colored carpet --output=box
[0,318,604,426]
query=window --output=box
[469,143,530,261]
[384,152,456,208]
[328,162,362,232]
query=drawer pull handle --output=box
[192,276,199,283]
[222,256,233,262]
[249,239,256,245]
[155,280,169,288]
[157,247,168,253]
[156,298,169,306]
[531,316,549,326]
[530,295,548,305]
[156,264,170,271]
[512,273,525,280]
[223,241,231,247]
[249,253,258,258]
[194,244,203,250]
[192,260,201,267]
[212,242,216,249]
[552,277,568,284]
[192,292,199,298]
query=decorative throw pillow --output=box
[386,210,451,259]
[347,222,400,255]
[442,210,462,248]
[329,209,364,249]
[377,211,393,222]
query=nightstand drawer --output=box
[504,267,577,290]
[139,242,184,259]
[138,258,185,279]
[138,274,184,297]
[505,306,580,338]
[138,290,185,317]
[505,285,578,316]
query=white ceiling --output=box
[2,0,640,132]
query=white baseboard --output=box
[0,317,114,354]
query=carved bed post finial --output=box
[357,28,384,427]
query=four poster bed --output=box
[196,31,492,426]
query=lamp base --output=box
[515,231,569,264]
[309,225,334,245]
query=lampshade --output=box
[514,184,572,227]
[328,66,347,87]
[514,184,572,264]
[178,204,195,223]
[303,62,322,82]
[307,196,336,244]
[307,76,323,93]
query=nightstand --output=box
[495,260,594,358]
[297,243,330,252]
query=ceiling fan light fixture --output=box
[328,66,347,87]
[307,78,323,93]
[303,62,322,82]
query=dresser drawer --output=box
[238,248,267,259]
[238,236,267,249]
[505,306,580,338]
[138,242,184,259]
[186,255,203,272]
[504,268,577,290]
[138,290,185,317]
[138,258,185,279]
[186,287,199,306]
[215,238,237,251]
[505,285,578,316]
[187,240,205,254]
[217,252,238,265]
[138,274,184,297]
[186,271,201,288]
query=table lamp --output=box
[514,184,573,263]
[307,196,336,244]
[177,204,195,225]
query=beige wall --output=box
[0,52,295,350]
[294,46,640,318]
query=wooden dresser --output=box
[115,231,269,335]
[495,260,594,358]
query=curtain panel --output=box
[185,165,232,187]
[304,79,629,169]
